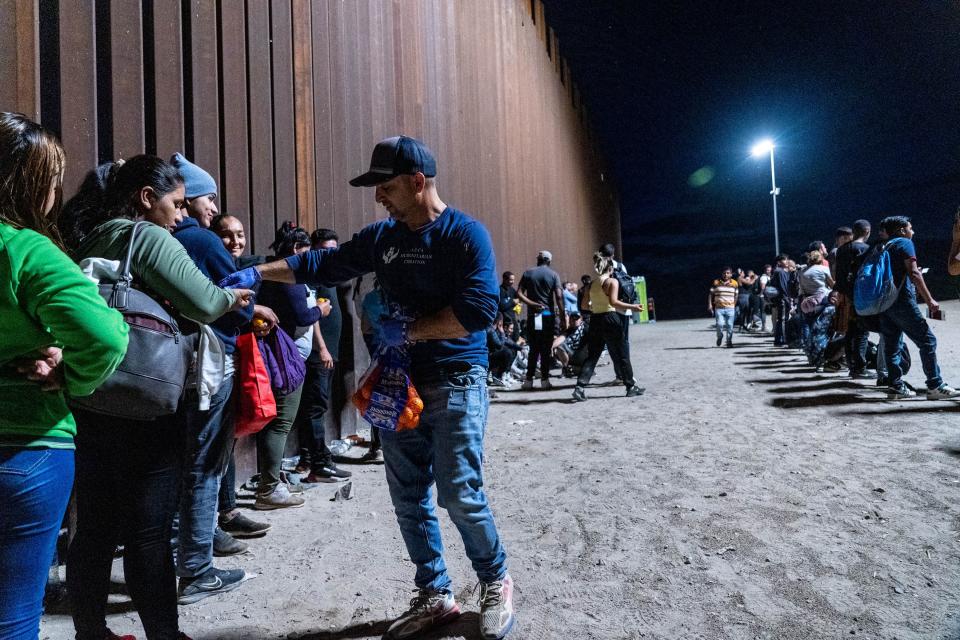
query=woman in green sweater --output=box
[0,114,129,639]
[60,156,252,640]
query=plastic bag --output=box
[352,345,424,432]
[235,332,278,438]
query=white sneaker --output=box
[387,589,460,639]
[927,384,960,400]
[521,380,534,391]
[540,378,552,390]
[254,483,305,510]
[479,573,515,639]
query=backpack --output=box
[70,222,190,420]
[612,264,639,304]
[853,241,901,316]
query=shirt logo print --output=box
[382,247,399,264]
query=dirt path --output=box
[42,303,960,640]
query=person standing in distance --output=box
[517,251,566,390]
[222,136,515,640]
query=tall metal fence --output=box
[0,0,620,278]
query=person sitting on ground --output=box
[553,312,586,376]
[876,216,960,399]
[487,314,522,386]
[572,254,645,402]
[708,267,738,348]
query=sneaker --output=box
[725,340,733,348]
[521,380,534,391]
[850,370,877,380]
[177,567,247,605]
[489,376,506,388]
[887,384,916,399]
[303,464,352,483]
[219,512,271,538]
[927,383,960,400]
[824,361,844,372]
[572,386,587,402]
[815,365,825,373]
[280,471,305,494]
[625,385,645,397]
[106,631,137,640]
[540,378,552,390]
[479,574,515,640]
[254,483,305,510]
[360,448,384,464]
[213,527,248,557]
[386,589,461,639]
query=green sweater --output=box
[77,219,235,324]
[0,223,129,448]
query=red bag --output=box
[234,332,277,438]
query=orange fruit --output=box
[409,397,424,413]
[252,318,268,330]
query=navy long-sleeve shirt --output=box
[257,280,322,341]
[173,217,254,354]
[286,207,498,375]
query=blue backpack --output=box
[853,240,901,316]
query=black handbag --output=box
[70,221,189,420]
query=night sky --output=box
[543,0,960,319]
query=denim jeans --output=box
[880,293,942,390]
[714,308,735,343]
[380,365,507,592]
[177,374,234,578]
[69,410,181,640]
[0,448,73,640]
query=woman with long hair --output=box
[61,155,252,640]
[571,253,645,402]
[0,112,128,639]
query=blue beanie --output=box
[170,152,217,199]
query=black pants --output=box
[68,409,182,640]
[295,353,338,470]
[525,315,556,381]
[218,450,236,512]
[577,312,635,388]
[489,347,516,378]
[845,310,870,373]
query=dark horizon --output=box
[544,0,960,319]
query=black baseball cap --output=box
[349,135,437,187]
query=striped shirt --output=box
[710,279,739,309]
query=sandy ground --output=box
[41,302,960,640]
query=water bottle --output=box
[329,439,353,456]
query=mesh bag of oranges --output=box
[352,346,424,431]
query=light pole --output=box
[751,139,780,256]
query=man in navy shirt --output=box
[226,136,515,640]
[878,216,959,399]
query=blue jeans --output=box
[880,293,942,389]
[715,308,735,343]
[177,374,234,578]
[380,365,507,592]
[0,448,73,640]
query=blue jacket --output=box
[287,207,498,376]
[173,217,253,354]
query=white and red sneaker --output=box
[386,589,461,639]
[479,573,515,639]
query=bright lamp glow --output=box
[751,139,775,156]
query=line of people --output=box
[710,216,960,400]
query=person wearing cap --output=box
[222,135,515,640]
[170,152,219,228]
[517,251,567,390]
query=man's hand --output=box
[229,289,255,312]
[252,304,278,337]
[928,299,941,315]
[219,267,261,290]
[16,346,65,391]
[707,306,714,315]
[318,346,335,369]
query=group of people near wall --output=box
[489,244,645,403]
[0,116,521,640]
[709,216,960,400]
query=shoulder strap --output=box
[111,221,152,310]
